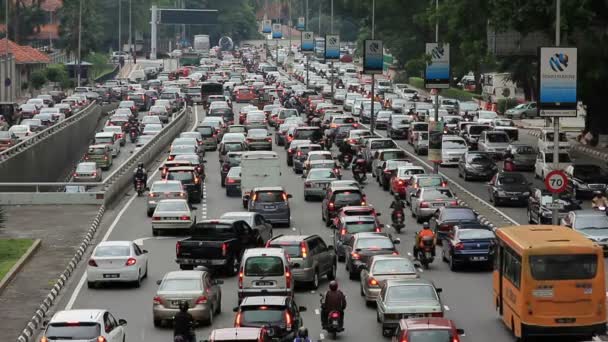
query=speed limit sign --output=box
[544,170,568,194]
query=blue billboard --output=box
[538,47,577,117]
[301,31,314,52]
[272,23,282,39]
[424,43,450,89]
[297,17,305,31]
[262,19,271,33]
[363,40,383,74]
[325,35,340,60]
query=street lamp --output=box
[370,0,377,134]
[77,0,82,86]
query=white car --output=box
[440,136,468,166]
[143,123,163,136]
[40,309,127,342]
[152,199,195,236]
[86,240,149,288]
[8,124,33,140]
[170,49,183,58]
[537,128,570,152]
[26,98,45,109]
[534,150,573,179]
[476,110,499,124]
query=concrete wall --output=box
[0,55,17,101]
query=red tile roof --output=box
[29,24,60,40]
[0,39,50,64]
[21,0,62,12]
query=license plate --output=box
[433,203,445,207]
[256,281,274,286]
[471,256,488,261]
[510,197,518,200]
[210,260,225,265]
[171,300,183,306]
[331,319,340,326]
[165,217,179,220]
[264,205,276,210]
[103,274,119,278]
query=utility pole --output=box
[118,0,121,51]
[4,0,9,101]
[432,0,440,174]
[552,0,561,225]
[370,0,376,134]
[128,0,132,54]
[77,0,82,86]
[305,0,308,31]
[330,0,334,99]
[288,0,292,54]
[318,2,321,35]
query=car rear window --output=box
[156,201,189,211]
[295,129,321,139]
[241,307,285,325]
[458,229,495,240]
[443,208,477,221]
[76,163,96,172]
[197,126,214,136]
[530,254,597,281]
[46,323,101,340]
[334,191,362,204]
[345,221,376,233]
[355,237,394,250]
[167,171,195,182]
[408,330,451,341]
[255,191,285,202]
[418,177,443,188]
[372,259,416,275]
[152,182,182,192]
[270,243,301,257]
[244,256,284,276]
[160,278,201,291]
[94,245,130,257]
[88,147,106,155]
[382,150,406,160]
[386,285,437,302]
[370,140,396,149]
[95,137,113,144]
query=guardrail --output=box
[0,101,99,162]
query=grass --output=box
[0,239,35,280]
[93,65,117,80]
[408,77,482,102]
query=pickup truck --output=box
[175,219,264,274]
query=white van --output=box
[238,247,293,303]
[95,132,120,157]
[535,150,572,179]
[129,69,146,83]
[441,136,468,166]
[538,128,570,152]
[240,151,281,208]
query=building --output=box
[0,39,51,101]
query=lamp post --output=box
[128,0,132,54]
[118,0,121,51]
[432,0,440,174]
[370,0,376,134]
[77,0,82,86]
[551,0,561,225]
[4,0,10,101]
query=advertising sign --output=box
[428,121,444,163]
[425,43,450,89]
[272,23,282,39]
[301,31,314,53]
[538,47,578,117]
[325,35,340,60]
[297,17,305,30]
[262,19,272,33]
[363,40,383,74]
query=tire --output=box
[310,270,320,290]
[463,172,469,181]
[87,281,95,289]
[227,257,239,276]
[416,216,423,224]
[215,295,222,314]
[349,269,358,280]
[304,195,310,201]
[180,264,194,270]
[327,262,337,280]
[153,319,162,328]
[202,307,213,326]
[133,271,141,288]
[152,228,159,236]
[324,215,331,227]
[338,254,345,262]
[449,254,458,271]
[147,208,153,217]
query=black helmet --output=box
[178,301,189,312]
[394,193,401,201]
[298,327,309,337]
[329,280,338,291]
[138,162,144,169]
[422,222,430,229]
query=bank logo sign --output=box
[538,47,577,117]
[301,31,314,52]
[425,43,450,89]
[262,19,271,33]
[297,17,305,31]
[325,35,340,60]
[363,39,383,74]
[272,23,282,39]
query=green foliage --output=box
[30,70,47,90]
[0,239,34,280]
[45,64,68,83]
[58,0,103,56]
[497,98,519,114]
[87,52,110,78]
[408,77,425,90]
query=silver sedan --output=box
[151,199,196,236]
[304,168,339,201]
[410,187,458,223]
[73,162,102,182]
[146,180,187,217]
[360,255,418,305]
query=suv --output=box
[322,186,366,226]
[234,296,307,341]
[267,235,337,289]
[197,125,219,151]
[238,248,294,301]
[394,318,464,342]
[477,130,511,159]
[248,186,292,226]
[291,126,324,145]
[387,114,411,139]
[292,144,322,174]
[165,166,203,203]
[40,309,127,342]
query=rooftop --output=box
[0,39,50,64]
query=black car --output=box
[343,232,400,280]
[220,152,243,187]
[441,226,496,271]
[428,207,479,244]
[209,107,235,125]
[565,164,608,199]
[458,152,498,181]
[487,171,531,206]
[527,188,582,224]
[234,296,307,341]
[291,126,324,146]
[333,124,356,147]
[165,166,203,203]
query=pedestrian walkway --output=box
[117,62,135,78]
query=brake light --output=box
[361,201,366,206]
[152,216,161,221]
[285,266,292,288]
[340,228,346,236]
[288,148,293,153]
[97,337,107,342]
[441,181,448,187]
[439,223,451,231]
[454,242,464,250]
[167,155,175,161]
[92,172,97,177]
[304,182,311,188]
[176,241,181,256]
[431,312,444,317]
[300,241,308,258]
[392,251,399,255]
[195,295,208,304]
[349,139,357,144]
[420,202,429,208]
[282,193,288,201]
[414,183,419,189]
[453,336,460,342]
[368,277,379,287]
[222,242,227,257]
[450,200,458,205]
[180,215,190,221]
[73,172,78,177]
[285,311,292,330]
[351,252,360,260]
[194,176,201,184]
[235,312,242,326]
[238,266,244,288]
[88,259,97,267]
[149,192,157,198]
[125,257,136,266]
[328,202,335,210]
[252,193,257,202]
[226,177,235,184]
[375,227,381,232]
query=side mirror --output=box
[436,288,443,293]
[233,307,239,312]
[376,212,381,216]
[393,238,401,244]
[118,319,127,326]
[143,249,149,254]
[213,279,224,285]
[191,206,198,210]
[156,280,162,285]
[299,306,307,312]
[202,160,207,163]
[456,328,465,335]
[287,194,293,198]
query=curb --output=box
[16,205,106,342]
[0,239,41,295]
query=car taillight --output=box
[153,296,161,305]
[176,241,181,256]
[285,311,292,330]
[420,202,429,208]
[235,312,242,326]
[167,155,175,161]
[149,192,157,198]
[285,266,292,288]
[392,251,399,255]
[266,137,272,142]
[300,241,308,258]
[351,252,360,260]
[226,177,235,184]
[92,172,97,177]
[328,202,335,210]
[251,193,257,202]
[152,216,161,221]
[431,312,444,317]
[180,215,190,221]
[397,180,404,185]
[73,172,78,177]
[361,201,366,206]
[304,182,311,188]
[125,257,136,266]
[194,176,201,184]
[454,242,464,250]
[288,148,293,153]
[375,227,382,232]
[449,200,458,205]
[195,295,208,304]
[368,277,379,287]
[221,242,227,257]
[88,259,97,267]
[238,266,244,289]
[96,337,107,342]
[282,193,288,201]
[439,223,451,231]
[441,181,448,187]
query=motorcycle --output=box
[135,179,145,197]
[353,169,367,185]
[416,236,435,269]
[391,210,405,233]
[129,130,138,143]
[319,294,344,339]
[342,153,353,168]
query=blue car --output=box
[441,227,496,271]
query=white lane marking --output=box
[319,333,325,340]
[65,104,199,310]
[416,268,424,273]
[314,309,320,315]
[444,305,450,311]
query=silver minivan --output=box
[238,248,293,303]
[248,186,292,227]
[94,132,120,156]
[478,130,511,159]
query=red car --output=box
[392,318,464,342]
[235,88,256,103]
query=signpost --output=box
[262,19,272,33]
[272,23,282,39]
[425,43,450,172]
[363,39,383,134]
[545,170,568,224]
[301,31,314,88]
[297,17,305,31]
[325,34,340,100]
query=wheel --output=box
[416,216,423,224]
[442,249,448,262]
[87,281,95,289]
[132,271,141,288]
[202,307,213,326]
[493,194,500,206]
[147,208,153,217]
[327,262,336,280]
[215,295,222,314]
[337,254,345,262]
[180,264,194,270]
[227,257,239,276]
[360,284,365,296]
[458,168,462,178]
[152,228,159,236]
[376,310,381,323]
[324,215,331,227]
[153,319,162,328]
[449,254,458,271]
[463,172,469,181]
[310,270,319,290]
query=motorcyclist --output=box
[592,191,608,209]
[390,194,405,222]
[338,140,354,163]
[413,222,436,259]
[294,327,312,342]
[351,153,366,179]
[322,281,346,328]
[133,162,148,189]
[173,302,195,342]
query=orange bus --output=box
[493,225,606,340]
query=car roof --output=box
[342,215,376,222]
[164,270,205,279]
[269,234,310,243]
[402,318,455,330]
[221,211,255,218]
[243,247,285,256]
[51,309,105,323]
[211,327,262,340]
[89,144,109,149]
[152,180,182,185]
[385,278,434,287]
[572,210,607,217]
[167,166,196,171]
[253,186,285,192]
[240,295,288,306]
[96,240,131,247]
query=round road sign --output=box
[544,170,568,194]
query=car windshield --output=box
[398,168,424,177]
[372,259,416,275]
[487,133,509,143]
[244,256,284,276]
[386,285,437,302]
[152,182,181,192]
[574,216,608,230]
[76,163,96,172]
[478,112,498,119]
[334,191,362,204]
[371,140,397,149]
[574,165,605,178]
[515,146,535,154]
[382,150,406,160]
[171,146,196,154]
[167,171,194,182]
[255,191,285,202]
[241,307,285,324]
[418,177,443,188]
[156,201,188,211]
[458,229,495,240]
[530,254,597,280]
[443,140,466,149]
[94,245,130,257]
[296,129,321,139]
[88,147,106,155]
[46,323,101,340]
[309,154,332,161]
[443,208,477,221]
[345,221,376,233]
[197,126,214,135]
[248,130,268,138]
[95,137,113,144]
[225,143,244,152]
[498,174,527,185]
[469,126,489,135]
[423,189,454,199]
[408,330,451,341]
[160,278,201,291]
[467,154,492,163]
[544,153,571,163]
[308,169,337,180]
[355,237,393,249]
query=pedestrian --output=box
[133,51,137,64]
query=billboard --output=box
[158,9,218,25]
[301,31,314,53]
[297,17,305,31]
[325,35,340,60]
[428,121,444,163]
[262,19,272,33]
[363,40,383,74]
[538,47,578,117]
[272,23,282,39]
[425,43,450,89]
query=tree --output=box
[30,70,47,90]
[58,0,103,58]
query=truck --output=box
[175,219,263,274]
[240,151,281,208]
[193,34,210,53]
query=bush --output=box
[30,70,47,90]
[408,77,424,90]
[45,64,68,83]
[497,98,519,114]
